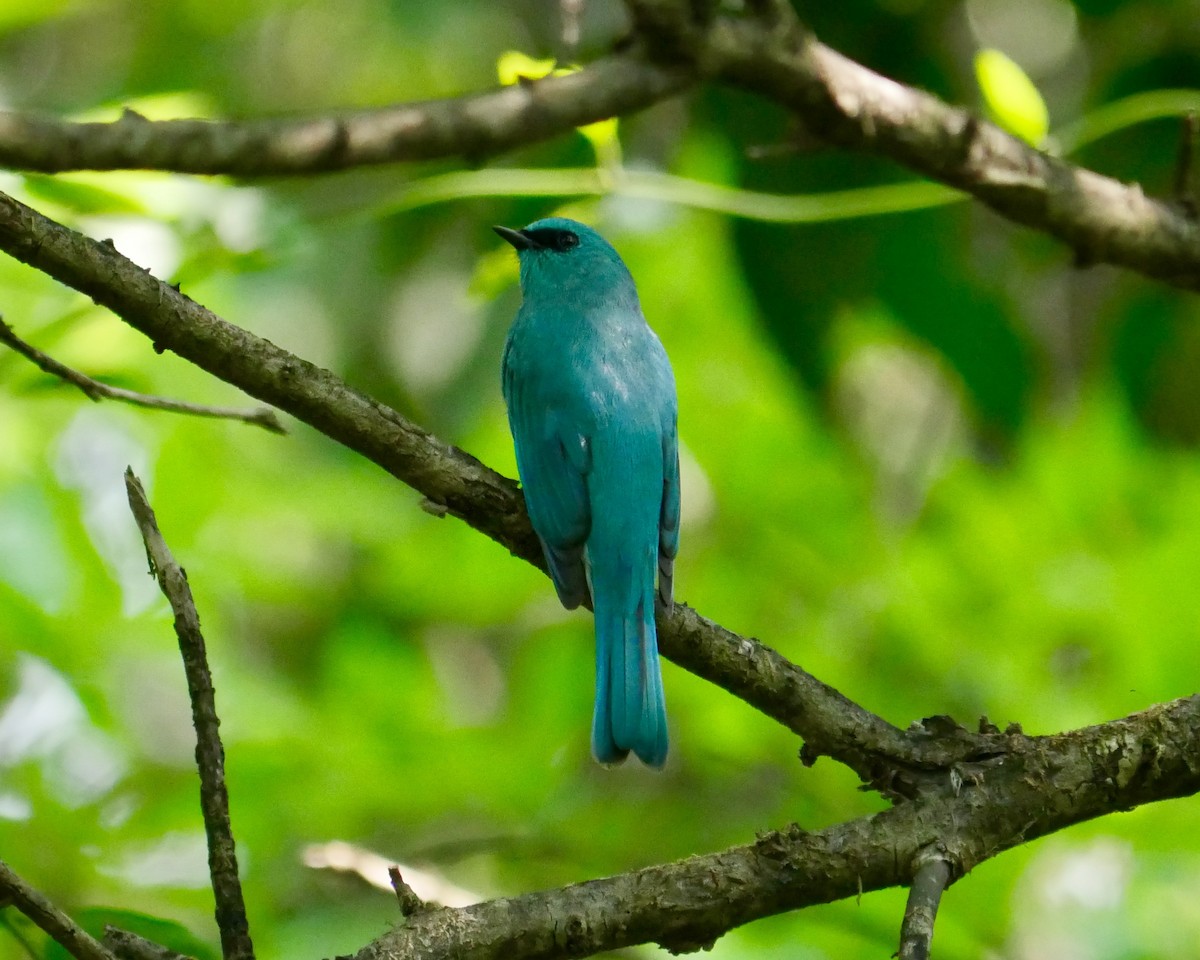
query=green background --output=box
[2,1,1199,957]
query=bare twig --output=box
[103,927,196,960]
[0,317,285,433]
[0,859,119,960]
[388,867,428,918]
[897,853,953,960]
[123,470,255,960]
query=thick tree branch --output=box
[354,694,1200,960]
[124,471,255,960]
[0,860,119,960]
[698,19,1200,290]
[0,52,688,175]
[0,186,1007,790]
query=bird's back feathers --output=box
[499,217,678,767]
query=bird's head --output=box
[493,217,637,306]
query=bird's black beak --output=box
[493,225,539,251]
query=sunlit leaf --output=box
[974,48,1050,146]
[496,50,558,86]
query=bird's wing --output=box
[503,349,592,609]
[658,413,680,607]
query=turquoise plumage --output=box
[496,217,679,767]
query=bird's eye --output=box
[557,232,579,251]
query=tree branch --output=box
[0,185,1003,791]
[353,694,1200,960]
[0,860,119,960]
[0,51,688,175]
[897,853,952,960]
[699,19,1200,290]
[103,928,196,960]
[124,470,255,960]
[0,317,285,433]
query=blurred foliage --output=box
[1,2,1199,959]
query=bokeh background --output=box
[2,1,1200,958]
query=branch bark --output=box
[897,853,952,960]
[124,471,255,960]
[699,19,1200,291]
[0,51,687,175]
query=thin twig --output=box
[0,318,285,433]
[0,859,120,960]
[103,927,196,960]
[123,469,256,960]
[897,854,953,960]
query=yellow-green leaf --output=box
[974,48,1050,146]
[496,50,558,86]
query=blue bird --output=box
[495,217,680,768]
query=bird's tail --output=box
[590,571,668,768]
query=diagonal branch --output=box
[0,187,1001,791]
[0,317,285,432]
[124,470,255,960]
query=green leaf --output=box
[974,48,1050,146]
